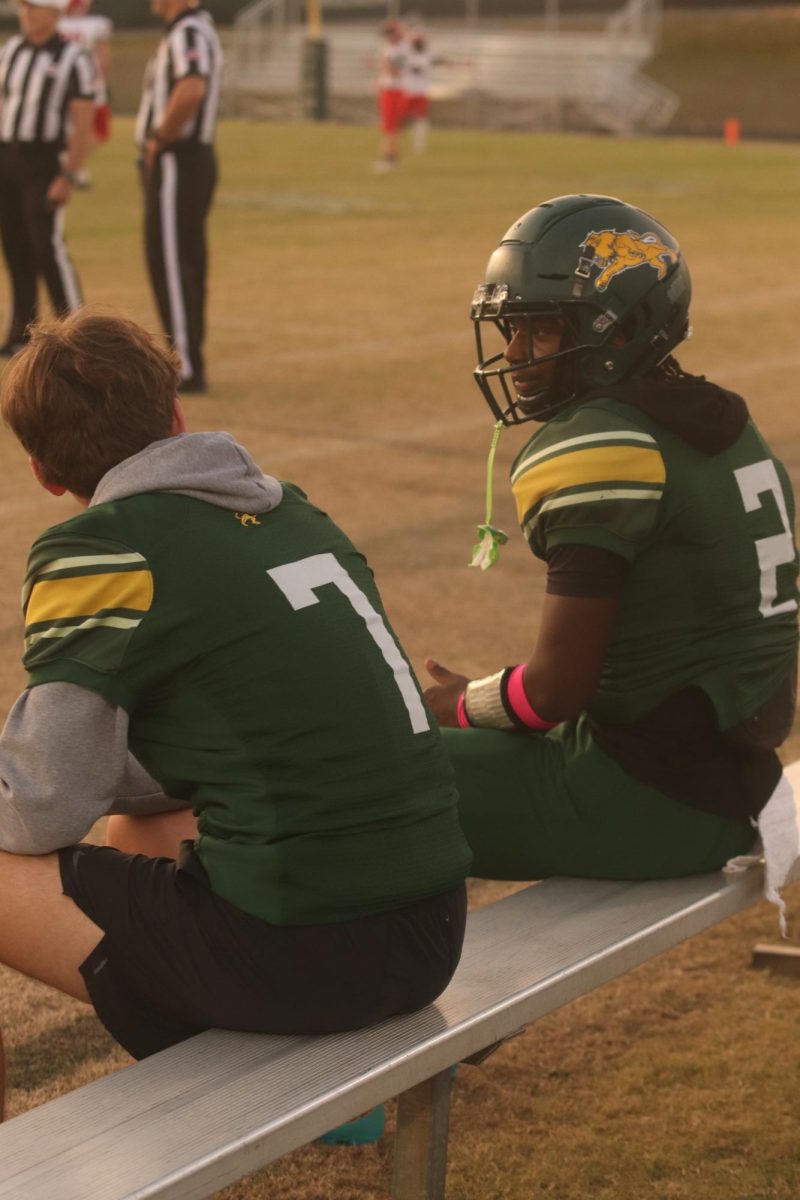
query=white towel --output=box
[724,771,800,937]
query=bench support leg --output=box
[391,1067,453,1200]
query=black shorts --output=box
[59,843,466,1061]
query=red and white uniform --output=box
[403,43,432,119]
[58,8,112,139]
[377,35,407,134]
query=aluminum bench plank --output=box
[0,862,775,1200]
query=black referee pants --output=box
[144,143,217,386]
[0,144,82,346]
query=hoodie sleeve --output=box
[0,682,186,855]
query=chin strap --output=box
[469,420,509,570]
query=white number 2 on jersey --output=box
[267,553,430,734]
[734,460,798,618]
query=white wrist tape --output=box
[464,670,515,730]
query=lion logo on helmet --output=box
[579,229,678,293]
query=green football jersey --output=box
[22,485,471,924]
[511,396,799,730]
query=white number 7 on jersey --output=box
[734,460,798,618]
[267,552,430,734]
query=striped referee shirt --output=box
[135,7,222,149]
[0,33,95,147]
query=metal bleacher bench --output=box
[1,764,798,1200]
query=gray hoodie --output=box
[0,432,283,854]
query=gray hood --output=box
[0,432,284,856]
[90,431,283,513]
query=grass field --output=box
[1,118,799,1198]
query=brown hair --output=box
[1,311,181,499]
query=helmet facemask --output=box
[471,195,692,427]
[472,288,593,425]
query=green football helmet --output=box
[471,193,692,424]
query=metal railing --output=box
[225,0,676,135]
[608,0,662,41]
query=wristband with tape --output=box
[461,665,558,732]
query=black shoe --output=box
[0,339,26,358]
[179,374,208,395]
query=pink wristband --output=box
[456,690,471,728]
[506,664,557,731]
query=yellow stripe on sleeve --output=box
[513,444,666,524]
[25,569,154,627]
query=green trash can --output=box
[301,36,328,122]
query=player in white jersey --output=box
[374,18,407,172]
[58,0,112,187]
[402,30,433,153]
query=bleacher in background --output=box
[89,0,797,24]
[224,0,678,134]
[0,0,776,27]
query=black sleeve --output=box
[544,542,629,598]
